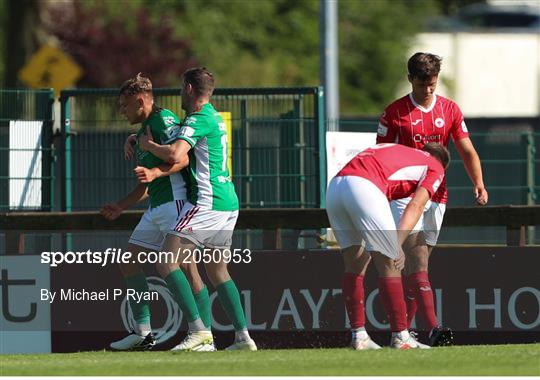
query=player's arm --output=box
[134,159,188,184]
[138,126,178,163]
[100,183,148,220]
[124,133,137,160]
[454,137,488,205]
[396,186,431,246]
[376,111,398,144]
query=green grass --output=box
[1,344,539,376]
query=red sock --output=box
[409,271,438,330]
[378,277,407,332]
[342,272,365,329]
[403,275,418,328]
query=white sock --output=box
[188,318,207,332]
[352,327,369,340]
[235,329,250,343]
[135,323,151,336]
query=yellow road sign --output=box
[19,45,82,96]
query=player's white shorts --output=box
[326,175,399,259]
[390,197,446,246]
[129,200,186,250]
[167,201,238,249]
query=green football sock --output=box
[165,269,200,322]
[124,272,150,325]
[194,286,212,329]
[216,280,247,331]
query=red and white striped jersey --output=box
[336,143,445,201]
[376,93,468,203]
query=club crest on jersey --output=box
[435,118,445,129]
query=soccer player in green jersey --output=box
[138,67,256,351]
[101,73,214,351]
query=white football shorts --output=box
[167,201,238,249]
[129,200,186,250]
[326,175,399,259]
[390,197,446,246]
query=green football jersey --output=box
[135,107,187,208]
[176,103,239,211]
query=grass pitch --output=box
[1,344,539,376]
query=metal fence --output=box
[339,118,540,244]
[1,88,538,218]
[339,118,539,207]
[59,87,325,211]
[0,89,55,211]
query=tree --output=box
[339,0,438,115]
[44,1,197,87]
[165,0,320,87]
[4,0,42,87]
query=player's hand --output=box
[134,166,158,183]
[474,186,488,206]
[394,248,405,271]
[124,134,137,160]
[100,203,123,220]
[138,126,154,151]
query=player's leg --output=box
[111,210,160,350]
[403,232,438,331]
[403,203,441,330]
[390,198,424,328]
[158,200,212,333]
[203,211,256,351]
[342,245,381,350]
[157,233,212,352]
[369,251,426,349]
[204,252,256,351]
[186,261,212,330]
[415,202,453,346]
[345,177,428,349]
[326,176,379,350]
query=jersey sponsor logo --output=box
[435,118,445,129]
[411,119,422,126]
[180,126,195,138]
[414,134,441,143]
[461,121,468,133]
[377,123,388,137]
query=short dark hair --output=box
[408,52,442,81]
[182,67,215,98]
[422,142,450,169]
[119,73,153,96]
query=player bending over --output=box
[327,142,450,350]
